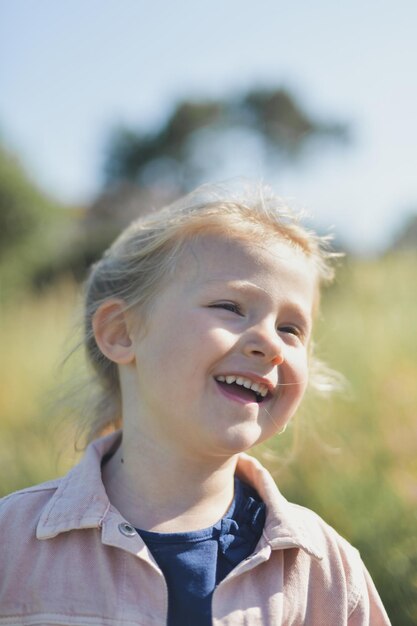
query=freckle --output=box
[121,458,124,464]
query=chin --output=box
[212,424,268,456]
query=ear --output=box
[92,299,135,365]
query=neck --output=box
[102,433,238,533]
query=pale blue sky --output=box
[1,0,417,252]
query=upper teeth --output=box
[215,375,269,398]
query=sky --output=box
[1,0,417,253]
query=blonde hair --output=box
[82,183,338,444]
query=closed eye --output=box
[279,325,302,338]
[208,302,243,315]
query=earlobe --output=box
[92,300,135,365]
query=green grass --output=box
[1,251,416,623]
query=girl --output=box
[0,186,390,625]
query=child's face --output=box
[125,234,317,459]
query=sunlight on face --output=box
[123,234,318,460]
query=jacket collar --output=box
[36,432,118,540]
[235,453,323,560]
[37,432,323,560]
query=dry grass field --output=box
[1,251,416,623]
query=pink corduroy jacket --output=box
[0,432,391,626]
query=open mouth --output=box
[214,375,271,404]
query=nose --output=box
[242,321,284,366]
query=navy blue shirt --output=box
[137,478,266,626]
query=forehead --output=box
[175,234,318,299]
[177,235,317,283]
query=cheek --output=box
[205,326,237,345]
[281,350,309,396]
[299,354,310,385]
[181,320,238,353]
[295,358,310,407]
[285,345,308,374]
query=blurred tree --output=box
[0,145,42,254]
[103,87,348,195]
[104,101,222,189]
[39,86,348,287]
[0,141,75,294]
[2,86,350,289]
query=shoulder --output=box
[0,480,63,609]
[284,502,383,618]
[0,479,60,547]
[290,501,360,554]
[236,455,390,622]
[287,500,364,573]
[0,478,62,504]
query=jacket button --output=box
[118,522,137,537]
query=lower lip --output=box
[214,380,260,405]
